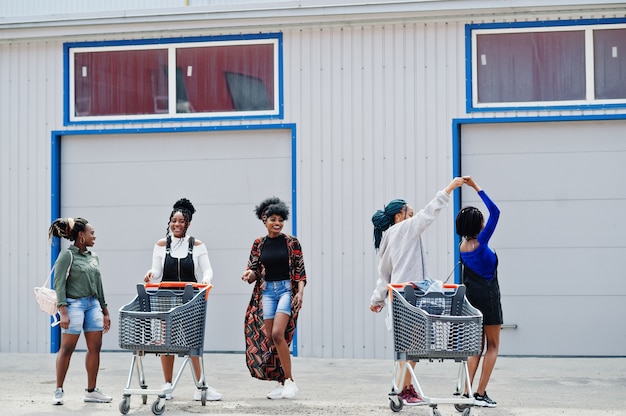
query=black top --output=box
[259,234,290,281]
[163,236,196,282]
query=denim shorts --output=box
[262,280,291,320]
[64,296,104,334]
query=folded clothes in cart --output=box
[402,281,466,317]
[409,278,444,295]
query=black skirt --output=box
[462,264,503,326]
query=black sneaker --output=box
[474,391,497,408]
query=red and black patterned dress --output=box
[244,233,307,381]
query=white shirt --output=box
[147,235,214,284]
[370,190,451,307]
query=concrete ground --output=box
[1,352,625,415]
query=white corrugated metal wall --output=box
[0,0,184,17]
[1,2,625,355]
[0,0,293,18]
[286,23,467,358]
[0,39,65,352]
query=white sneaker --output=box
[267,382,284,400]
[281,379,298,399]
[52,388,64,405]
[161,382,173,400]
[194,386,222,401]
[84,387,112,403]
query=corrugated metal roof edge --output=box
[1,0,625,41]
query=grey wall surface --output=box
[460,120,626,355]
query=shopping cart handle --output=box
[388,282,459,290]
[144,282,212,289]
[144,282,213,300]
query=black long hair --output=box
[455,206,483,238]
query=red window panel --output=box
[594,28,626,100]
[476,31,586,103]
[74,49,168,116]
[73,43,275,117]
[176,44,274,113]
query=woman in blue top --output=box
[455,177,501,408]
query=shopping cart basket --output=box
[387,282,483,416]
[118,282,212,415]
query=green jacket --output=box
[54,245,107,309]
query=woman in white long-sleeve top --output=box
[144,198,221,402]
[369,177,466,406]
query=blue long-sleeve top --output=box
[460,190,500,280]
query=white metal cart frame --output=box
[118,282,212,415]
[387,283,483,416]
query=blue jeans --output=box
[63,296,104,334]
[262,280,291,319]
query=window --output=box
[468,21,626,111]
[66,34,281,123]
[74,48,168,116]
[476,31,586,103]
[176,43,275,113]
[594,28,626,100]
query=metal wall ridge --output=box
[2,0,626,41]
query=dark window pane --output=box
[176,43,274,113]
[74,49,168,116]
[594,28,626,100]
[476,31,586,103]
[225,72,273,110]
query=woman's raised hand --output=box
[463,176,481,191]
[445,177,466,194]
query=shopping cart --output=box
[387,282,483,416]
[117,282,212,415]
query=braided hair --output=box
[371,199,406,250]
[48,217,88,242]
[167,198,196,237]
[455,206,483,238]
[254,197,289,221]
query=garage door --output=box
[460,119,626,356]
[59,128,293,352]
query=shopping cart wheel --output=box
[119,396,130,415]
[151,399,166,415]
[389,395,403,412]
[462,408,473,416]
[455,403,468,412]
[142,394,148,405]
[432,409,442,416]
[201,389,207,406]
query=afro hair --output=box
[254,197,289,221]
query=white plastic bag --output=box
[33,251,72,327]
[34,271,61,326]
